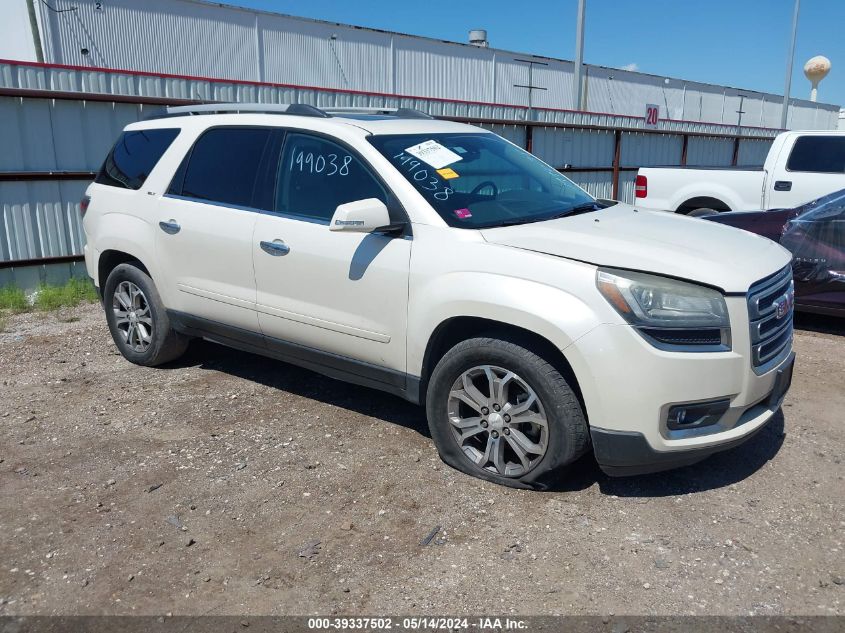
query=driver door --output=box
[252,132,412,380]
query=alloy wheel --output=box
[447,365,549,477]
[112,281,153,353]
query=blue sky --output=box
[224,0,842,107]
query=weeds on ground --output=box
[0,279,99,330]
[34,278,99,311]
[0,285,29,311]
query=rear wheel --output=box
[104,263,189,366]
[425,336,589,489]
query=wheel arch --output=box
[675,196,732,214]
[98,250,151,294]
[418,316,586,417]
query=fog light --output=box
[666,399,730,430]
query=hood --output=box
[480,203,792,293]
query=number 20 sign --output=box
[644,104,660,128]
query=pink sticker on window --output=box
[454,208,472,219]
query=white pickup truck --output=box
[635,130,845,215]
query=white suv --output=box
[82,103,795,489]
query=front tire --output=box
[103,263,189,366]
[425,336,589,489]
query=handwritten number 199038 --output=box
[292,151,352,176]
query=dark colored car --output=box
[705,189,845,316]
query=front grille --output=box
[747,266,794,373]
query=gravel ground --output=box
[0,304,842,616]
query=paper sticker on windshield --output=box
[404,140,463,169]
[436,167,459,180]
[454,208,472,219]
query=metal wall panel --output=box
[494,56,576,109]
[394,35,492,103]
[737,139,774,166]
[0,97,142,171]
[566,171,615,201]
[617,172,638,205]
[40,0,259,81]
[0,180,88,262]
[259,12,392,93]
[475,123,527,147]
[685,136,734,167]
[620,132,683,167]
[0,60,803,140]
[532,127,615,168]
[27,0,838,131]
[0,0,39,62]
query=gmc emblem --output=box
[773,288,795,320]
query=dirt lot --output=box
[0,303,842,617]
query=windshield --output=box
[782,188,845,281]
[368,132,600,228]
[793,188,845,217]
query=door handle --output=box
[159,219,181,234]
[774,180,792,192]
[260,239,290,256]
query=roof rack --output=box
[160,103,433,120]
[165,103,329,118]
[321,107,433,119]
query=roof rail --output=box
[158,103,434,120]
[323,106,433,119]
[164,103,329,118]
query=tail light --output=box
[635,175,647,198]
[80,195,91,217]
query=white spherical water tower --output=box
[803,56,831,102]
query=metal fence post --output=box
[611,130,622,200]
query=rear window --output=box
[169,127,273,209]
[96,128,180,190]
[786,136,845,173]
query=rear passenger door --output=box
[156,127,279,333]
[252,132,411,380]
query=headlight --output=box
[596,267,730,350]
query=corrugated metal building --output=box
[3,0,839,128]
[0,0,841,287]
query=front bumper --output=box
[564,293,794,476]
[591,404,777,477]
[591,351,793,476]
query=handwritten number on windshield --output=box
[393,152,452,200]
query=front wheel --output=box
[425,336,589,489]
[103,263,189,366]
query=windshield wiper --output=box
[548,201,604,219]
[482,202,605,229]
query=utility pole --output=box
[514,58,548,121]
[736,94,747,134]
[780,0,800,129]
[573,0,586,111]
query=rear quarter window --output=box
[96,128,180,190]
[786,136,845,173]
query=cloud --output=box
[621,63,639,72]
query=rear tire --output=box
[425,336,589,489]
[103,263,189,366]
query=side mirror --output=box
[329,198,392,233]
